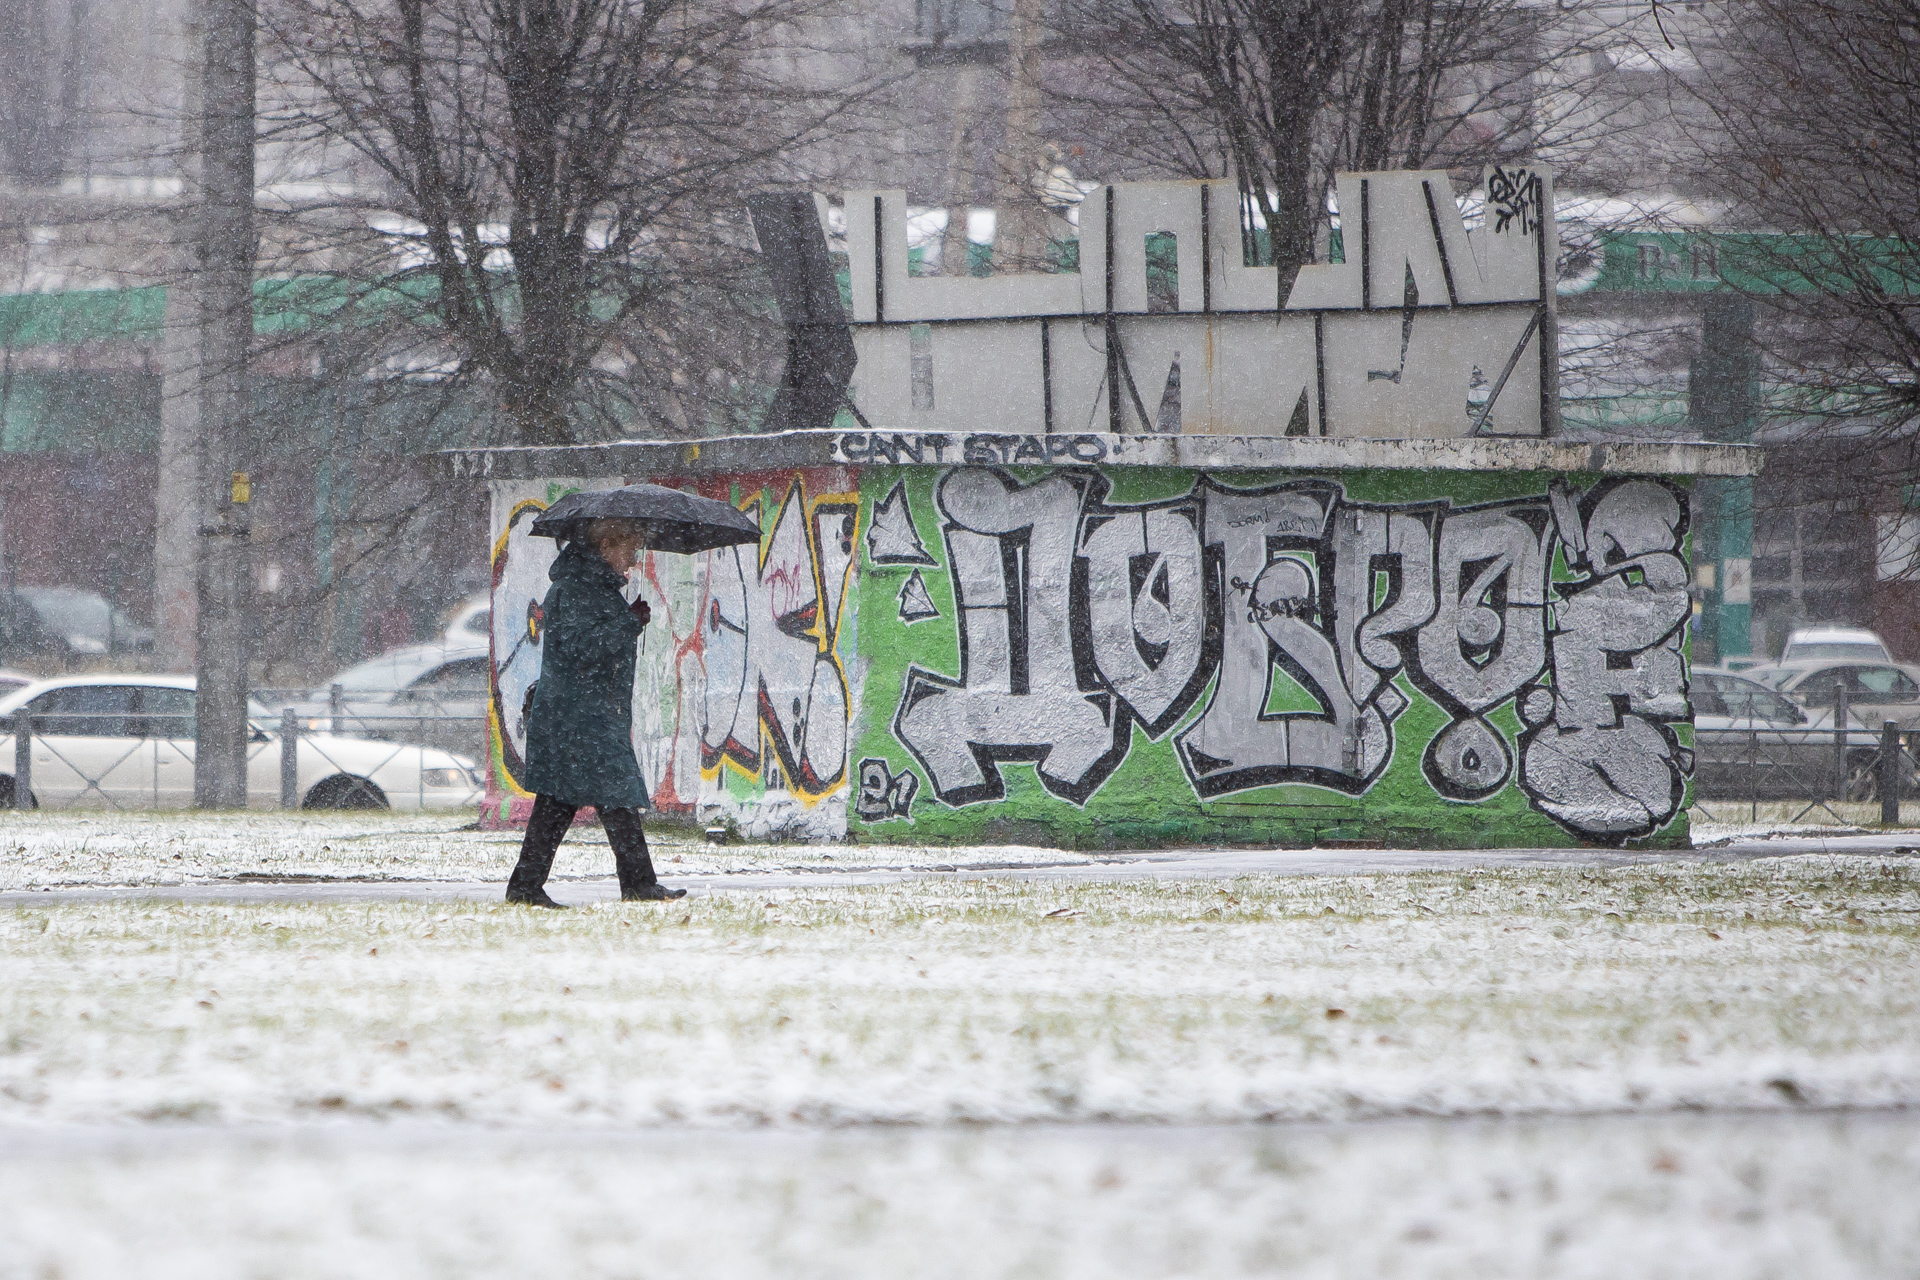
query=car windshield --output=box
[16,587,110,638]
[1784,642,1888,662]
[327,649,446,695]
[1855,667,1919,700]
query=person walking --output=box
[506,516,686,907]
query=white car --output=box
[1778,627,1893,666]
[442,596,491,647]
[1691,668,1896,800]
[1745,660,1920,732]
[267,641,491,755]
[0,675,483,812]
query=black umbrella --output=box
[529,484,761,554]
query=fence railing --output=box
[1692,717,1913,825]
[5,692,1910,826]
[3,707,485,812]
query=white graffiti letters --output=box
[701,483,855,796]
[1518,480,1690,839]
[1177,483,1394,796]
[887,469,1690,843]
[894,471,1129,805]
[1079,503,1209,735]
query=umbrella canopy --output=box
[529,484,760,554]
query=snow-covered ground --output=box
[4,812,1916,1274]
[6,1112,1917,1280]
[4,853,1916,1127]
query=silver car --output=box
[1691,668,1900,802]
[1746,660,1920,732]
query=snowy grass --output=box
[6,1112,1919,1280]
[4,855,1916,1128]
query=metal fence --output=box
[3,705,486,812]
[4,684,1912,825]
[1693,718,1914,824]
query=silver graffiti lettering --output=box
[1079,504,1206,734]
[1174,483,1392,796]
[894,470,1127,805]
[1519,480,1690,838]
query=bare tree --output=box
[1054,0,1361,293]
[1052,0,1634,289]
[256,0,873,448]
[1689,0,1920,451]
[1334,0,1544,173]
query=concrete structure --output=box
[445,170,1761,849]
[442,429,1758,849]
[836,165,1558,440]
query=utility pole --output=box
[193,0,255,807]
[155,10,202,675]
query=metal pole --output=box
[12,712,29,809]
[1881,721,1901,825]
[330,682,345,736]
[1834,683,1851,802]
[280,706,299,810]
[190,0,256,808]
[1747,717,1756,822]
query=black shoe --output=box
[621,883,688,902]
[506,886,569,909]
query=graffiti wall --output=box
[486,460,1695,848]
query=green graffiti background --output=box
[847,465,1693,850]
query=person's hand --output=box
[629,596,652,628]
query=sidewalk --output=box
[6,826,1914,906]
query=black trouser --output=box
[507,794,658,898]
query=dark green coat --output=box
[522,542,651,809]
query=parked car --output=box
[442,595,491,647]
[0,674,482,811]
[1691,668,1903,801]
[0,587,152,665]
[0,670,34,697]
[1778,626,1893,666]
[265,641,491,757]
[1744,660,1920,732]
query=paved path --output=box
[5,829,1914,906]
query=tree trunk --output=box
[994,0,1049,270]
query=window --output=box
[1690,240,1717,280]
[28,685,139,737]
[1792,669,1847,706]
[1145,232,1178,313]
[1702,675,1804,723]
[139,687,197,740]
[915,0,1003,45]
[402,657,490,699]
[1851,667,1919,702]
[1783,642,1888,663]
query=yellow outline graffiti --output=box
[698,478,860,804]
[487,497,553,799]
